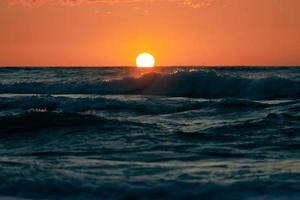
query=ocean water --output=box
[0,67,300,200]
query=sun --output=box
[136,53,155,68]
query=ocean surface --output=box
[0,67,300,200]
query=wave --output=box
[0,95,274,115]
[1,71,300,100]
[0,111,144,134]
[0,180,299,200]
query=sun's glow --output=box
[136,53,155,68]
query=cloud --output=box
[6,0,217,8]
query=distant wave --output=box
[0,71,300,100]
[0,95,274,115]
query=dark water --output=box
[0,67,300,200]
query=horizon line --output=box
[1,65,300,68]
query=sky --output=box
[0,0,300,66]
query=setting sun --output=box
[136,53,155,68]
[1,1,300,199]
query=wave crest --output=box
[1,70,300,99]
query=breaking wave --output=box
[1,71,300,99]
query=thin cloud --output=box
[6,0,218,8]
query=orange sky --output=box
[0,0,300,66]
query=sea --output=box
[0,67,300,200]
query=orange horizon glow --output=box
[0,0,300,67]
